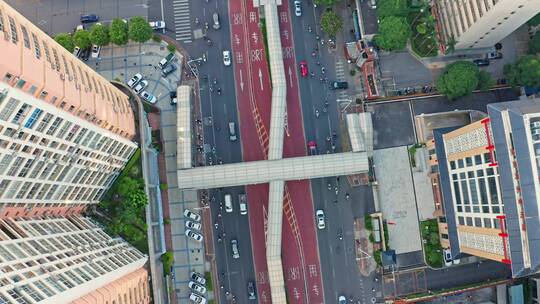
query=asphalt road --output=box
[6,0,148,35]
[289,3,381,304]
[169,0,259,302]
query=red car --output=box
[299,60,308,77]
[307,140,317,155]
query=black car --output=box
[169,91,177,105]
[161,63,177,77]
[473,59,490,67]
[80,14,99,23]
[330,81,348,90]
[247,281,256,300]
[79,48,91,61]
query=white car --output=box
[186,220,202,230]
[316,209,325,229]
[188,281,207,294]
[294,0,301,17]
[222,50,231,66]
[185,229,203,242]
[443,248,452,267]
[231,239,240,259]
[133,79,148,94]
[140,91,157,104]
[190,272,206,285]
[184,209,201,222]
[127,73,143,88]
[190,293,207,304]
[73,46,81,58]
[91,44,101,58]
[149,21,166,29]
[338,295,347,304]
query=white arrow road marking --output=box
[258,68,264,91]
[240,69,244,92]
[288,66,293,88]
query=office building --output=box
[0,0,138,217]
[431,98,540,278]
[434,0,540,49]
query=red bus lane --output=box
[228,0,324,302]
[278,2,325,304]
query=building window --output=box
[440,233,448,239]
[11,103,30,124]
[0,97,20,121]
[15,79,26,88]
[20,25,30,49]
[24,108,42,129]
[8,16,17,44]
[3,73,12,82]
[31,33,41,58]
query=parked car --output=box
[91,44,101,58]
[443,248,452,267]
[247,281,257,300]
[190,272,206,285]
[183,209,201,222]
[79,48,91,61]
[231,239,240,259]
[487,51,502,59]
[316,209,325,229]
[188,281,207,294]
[185,229,203,242]
[294,0,301,16]
[189,293,207,304]
[133,80,148,94]
[127,73,143,88]
[212,12,220,29]
[330,81,348,90]
[338,295,347,304]
[223,50,231,66]
[170,91,178,105]
[80,14,99,23]
[158,53,175,69]
[186,220,202,230]
[161,63,177,77]
[140,91,157,104]
[149,20,165,29]
[473,59,490,66]
[299,60,308,77]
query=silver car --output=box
[212,12,220,29]
[184,209,201,222]
[185,229,203,242]
[127,73,142,88]
[231,239,240,259]
[133,79,148,94]
[188,281,207,294]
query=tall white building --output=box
[434,0,540,49]
[0,216,149,304]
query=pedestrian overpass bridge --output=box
[176,0,373,301]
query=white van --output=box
[224,194,233,213]
[228,122,237,141]
[239,194,247,215]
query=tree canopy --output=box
[110,19,129,45]
[54,33,74,52]
[528,13,540,26]
[313,0,341,6]
[374,16,411,51]
[477,70,495,91]
[73,29,91,49]
[436,61,479,100]
[90,23,110,46]
[320,11,343,38]
[129,16,153,43]
[377,0,408,19]
[529,31,540,54]
[504,55,540,88]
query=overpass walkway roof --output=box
[177,85,192,169]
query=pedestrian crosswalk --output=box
[335,60,348,99]
[173,0,192,43]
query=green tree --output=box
[504,55,540,87]
[54,33,74,52]
[320,11,343,38]
[161,251,174,275]
[90,23,110,46]
[528,13,540,26]
[117,177,141,198]
[377,0,408,18]
[436,61,479,100]
[167,43,176,53]
[110,19,129,45]
[445,35,457,55]
[374,16,411,51]
[126,188,148,211]
[529,31,540,54]
[477,70,495,91]
[313,0,341,6]
[129,16,153,43]
[73,29,91,49]
[416,23,427,34]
